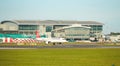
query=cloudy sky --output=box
[0,0,120,34]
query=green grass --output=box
[0,48,120,66]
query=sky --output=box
[0,0,120,34]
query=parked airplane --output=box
[35,30,68,44]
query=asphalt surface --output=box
[0,44,120,49]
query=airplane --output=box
[35,30,68,44]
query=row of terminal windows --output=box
[19,25,53,32]
[66,27,89,31]
[19,25,38,30]
[90,27,102,30]
[90,25,103,31]
[18,25,102,31]
[83,25,103,31]
[66,34,89,36]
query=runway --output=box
[0,44,120,49]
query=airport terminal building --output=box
[0,20,103,40]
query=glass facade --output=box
[88,25,103,38]
[65,27,90,38]
[53,27,90,40]
[66,27,89,31]
[19,25,38,30]
[53,25,67,29]
[90,25,103,31]
[66,34,89,36]
[46,26,52,32]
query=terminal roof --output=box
[1,20,104,25]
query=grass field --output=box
[0,48,120,66]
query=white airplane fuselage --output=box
[36,38,68,44]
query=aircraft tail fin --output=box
[35,30,40,38]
